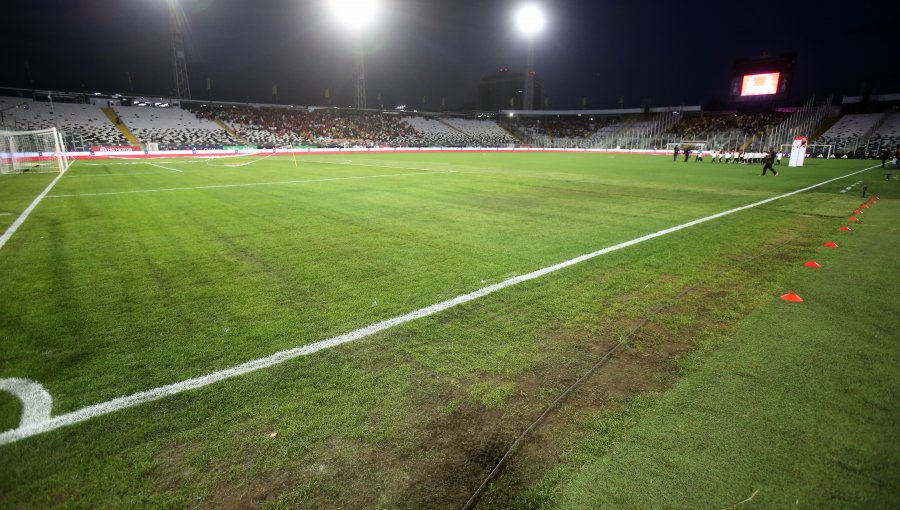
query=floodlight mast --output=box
[167,0,192,100]
[516,5,544,111]
[330,0,379,109]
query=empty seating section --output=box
[0,98,129,147]
[868,113,900,150]
[438,118,516,146]
[816,113,884,151]
[113,105,235,149]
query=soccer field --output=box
[0,153,892,507]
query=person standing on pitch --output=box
[673,145,680,162]
[761,148,778,176]
[684,147,691,162]
[696,147,703,162]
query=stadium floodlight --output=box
[515,4,545,35]
[329,0,379,31]
[327,0,381,109]
[515,4,544,110]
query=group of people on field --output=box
[673,146,781,175]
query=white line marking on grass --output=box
[0,172,65,252]
[65,172,178,177]
[0,213,12,216]
[0,164,880,446]
[45,170,458,198]
[0,379,53,428]
[304,159,451,173]
[148,162,183,173]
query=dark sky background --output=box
[2,0,898,110]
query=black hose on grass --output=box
[461,237,800,510]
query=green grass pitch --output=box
[1,153,896,508]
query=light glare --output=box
[516,5,544,35]
[330,0,379,30]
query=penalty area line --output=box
[0,164,880,446]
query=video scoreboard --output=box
[730,53,796,103]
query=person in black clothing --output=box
[882,149,889,168]
[673,145,680,162]
[684,147,691,162]
[761,149,778,176]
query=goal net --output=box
[0,127,71,174]
[666,141,707,154]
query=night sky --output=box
[3,0,898,110]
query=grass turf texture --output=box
[0,153,895,507]
[543,188,900,509]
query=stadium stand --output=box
[0,98,130,148]
[867,113,900,151]
[815,113,884,152]
[664,112,787,149]
[112,105,236,149]
[438,118,516,146]
[189,106,421,147]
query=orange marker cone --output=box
[803,261,822,268]
[849,217,860,222]
[823,242,839,248]
[861,205,869,209]
[854,209,863,214]
[839,226,852,232]
[781,293,804,302]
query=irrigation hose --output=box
[461,236,801,509]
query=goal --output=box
[780,143,833,159]
[666,141,707,154]
[0,127,71,174]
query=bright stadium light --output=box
[515,4,545,111]
[516,4,545,35]
[330,0,379,31]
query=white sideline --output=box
[0,172,65,252]
[0,165,880,446]
[45,170,457,198]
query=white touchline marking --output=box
[304,159,450,173]
[0,172,65,252]
[45,170,458,198]
[0,379,53,428]
[0,213,12,216]
[0,164,880,446]
[148,162,183,173]
[65,172,178,177]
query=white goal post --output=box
[780,143,833,159]
[0,127,71,174]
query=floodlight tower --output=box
[330,0,379,109]
[516,5,544,111]
[167,0,192,100]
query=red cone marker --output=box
[803,261,822,268]
[781,293,804,302]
